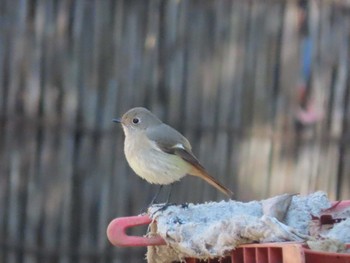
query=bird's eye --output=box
[132,118,140,124]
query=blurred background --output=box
[0,0,349,262]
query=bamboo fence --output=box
[0,0,349,262]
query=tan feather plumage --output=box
[190,166,233,197]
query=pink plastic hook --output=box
[107,215,166,247]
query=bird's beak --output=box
[112,118,122,124]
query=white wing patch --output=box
[172,143,185,150]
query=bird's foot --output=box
[149,202,176,217]
[180,203,189,209]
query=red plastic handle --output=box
[107,215,166,247]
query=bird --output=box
[113,107,233,204]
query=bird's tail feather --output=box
[190,168,233,197]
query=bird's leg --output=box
[150,185,163,206]
[150,183,177,217]
[165,183,173,204]
[139,185,163,214]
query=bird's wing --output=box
[146,124,233,197]
[146,124,204,170]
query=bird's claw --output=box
[149,202,177,217]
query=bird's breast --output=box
[124,134,190,184]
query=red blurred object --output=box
[184,244,350,263]
[324,200,350,212]
[303,246,350,263]
[316,200,350,225]
[106,215,165,247]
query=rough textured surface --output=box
[146,192,332,262]
[146,222,182,263]
[326,218,350,243]
[284,192,331,234]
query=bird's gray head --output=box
[113,107,162,135]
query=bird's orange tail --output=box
[190,168,233,197]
